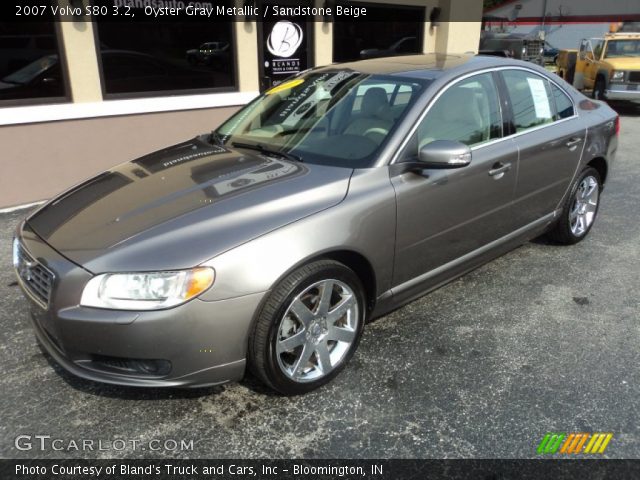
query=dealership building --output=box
[0,0,482,209]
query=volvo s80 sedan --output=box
[14,54,619,395]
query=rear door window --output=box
[501,70,554,133]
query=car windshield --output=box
[3,55,57,85]
[215,70,428,168]
[605,39,640,57]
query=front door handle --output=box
[488,162,512,178]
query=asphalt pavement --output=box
[1,104,639,460]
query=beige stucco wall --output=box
[1,107,239,208]
[435,0,484,54]
[58,7,102,102]
[235,21,260,92]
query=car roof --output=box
[314,53,530,80]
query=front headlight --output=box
[80,267,214,310]
[611,70,625,81]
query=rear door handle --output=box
[488,162,512,178]
[566,137,582,148]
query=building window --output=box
[0,21,68,105]
[332,2,425,63]
[94,18,236,98]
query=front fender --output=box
[200,167,397,302]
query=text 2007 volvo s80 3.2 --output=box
[14,54,618,394]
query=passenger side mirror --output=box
[418,140,472,169]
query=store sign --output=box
[267,21,304,58]
[263,18,309,87]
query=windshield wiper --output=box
[232,141,303,162]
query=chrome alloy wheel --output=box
[569,175,599,237]
[276,279,359,383]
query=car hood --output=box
[27,137,352,273]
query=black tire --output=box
[592,77,606,101]
[248,260,366,395]
[547,167,602,245]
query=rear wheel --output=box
[249,260,365,395]
[547,167,601,244]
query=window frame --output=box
[499,68,556,134]
[91,19,239,100]
[497,68,578,137]
[549,81,575,121]
[389,66,579,166]
[0,22,71,108]
[397,70,505,162]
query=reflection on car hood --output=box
[27,137,353,272]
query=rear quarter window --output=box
[551,83,575,120]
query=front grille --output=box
[629,71,640,83]
[524,40,543,57]
[16,243,54,308]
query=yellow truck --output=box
[557,30,640,102]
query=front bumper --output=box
[16,223,266,388]
[605,86,640,101]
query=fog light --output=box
[91,355,172,376]
[134,359,172,376]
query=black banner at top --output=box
[3,0,640,23]
[5,0,469,23]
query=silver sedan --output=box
[14,54,619,394]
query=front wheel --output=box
[547,167,602,244]
[249,260,366,395]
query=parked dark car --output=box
[0,54,64,100]
[14,54,618,395]
[0,34,57,77]
[543,42,560,64]
[359,36,419,59]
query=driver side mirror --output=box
[418,140,472,169]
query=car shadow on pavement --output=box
[37,344,279,400]
[610,102,640,117]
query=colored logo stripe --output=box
[560,433,589,454]
[537,433,612,454]
[537,433,565,454]
[584,433,613,454]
